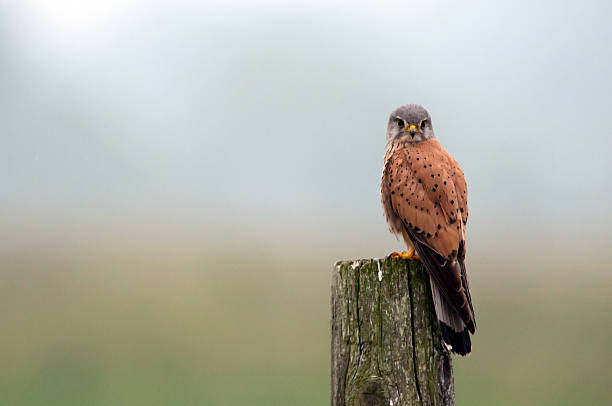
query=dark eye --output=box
[395,118,405,128]
[420,120,427,129]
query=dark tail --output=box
[404,227,476,355]
[430,278,472,355]
[439,321,471,356]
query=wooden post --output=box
[331,258,454,406]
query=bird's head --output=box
[386,104,434,144]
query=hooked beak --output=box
[405,124,417,137]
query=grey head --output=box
[386,104,435,144]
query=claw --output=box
[389,247,420,261]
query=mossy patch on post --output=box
[331,258,454,406]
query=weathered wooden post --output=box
[331,258,454,406]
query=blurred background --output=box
[2,1,611,404]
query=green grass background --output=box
[2,237,611,406]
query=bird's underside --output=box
[382,136,476,355]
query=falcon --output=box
[381,104,476,355]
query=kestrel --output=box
[381,104,476,355]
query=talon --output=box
[389,247,420,261]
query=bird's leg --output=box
[390,246,420,261]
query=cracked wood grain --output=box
[331,258,454,406]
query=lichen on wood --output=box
[331,258,454,406]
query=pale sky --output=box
[2,0,611,249]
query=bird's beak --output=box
[405,124,417,137]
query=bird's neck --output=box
[384,138,438,162]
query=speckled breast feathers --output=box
[381,139,468,260]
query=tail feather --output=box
[440,322,471,356]
[430,277,472,355]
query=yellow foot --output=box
[390,247,420,261]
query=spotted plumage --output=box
[381,104,476,355]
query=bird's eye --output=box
[396,118,405,128]
[420,120,427,129]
